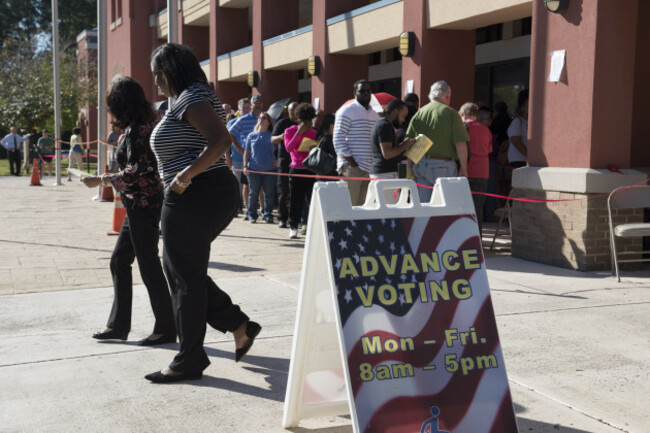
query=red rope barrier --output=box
[235,168,649,204]
[55,138,117,149]
[48,140,647,204]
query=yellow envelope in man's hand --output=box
[297,137,318,152]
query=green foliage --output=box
[1,0,97,51]
[0,33,95,133]
[0,0,97,134]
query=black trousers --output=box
[161,169,248,373]
[289,168,315,229]
[8,150,21,175]
[277,159,290,223]
[107,206,175,336]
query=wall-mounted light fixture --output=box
[544,0,569,14]
[399,31,415,57]
[307,56,320,76]
[247,70,259,88]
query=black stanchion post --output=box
[86,148,90,173]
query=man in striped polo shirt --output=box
[333,79,379,206]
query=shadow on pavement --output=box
[514,402,610,432]
[486,256,612,279]
[194,373,287,402]
[220,233,302,244]
[489,287,588,299]
[516,417,606,432]
[208,261,265,272]
[287,427,351,433]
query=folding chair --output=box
[607,185,650,282]
[490,198,512,251]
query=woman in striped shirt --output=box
[145,43,261,384]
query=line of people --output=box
[77,41,526,384]
[1,126,89,180]
[218,78,526,241]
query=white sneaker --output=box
[289,228,298,239]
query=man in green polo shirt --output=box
[406,80,469,203]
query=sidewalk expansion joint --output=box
[497,301,650,317]
[510,378,630,433]
[0,333,293,369]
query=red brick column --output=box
[401,0,475,109]
[210,2,251,106]
[528,0,639,169]
[311,0,369,113]
[251,0,300,103]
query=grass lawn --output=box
[0,159,99,176]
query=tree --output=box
[0,1,97,134]
[0,33,92,133]
[1,0,97,51]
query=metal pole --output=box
[167,0,177,44]
[52,0,62,186]
[94,0,107,200]
[167,0,178,109]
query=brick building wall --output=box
[511,188,643,271]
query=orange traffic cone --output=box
[29,159,42,186]
[100,165,114,202]
[107,191,126,235]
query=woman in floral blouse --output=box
[82,76,176,346]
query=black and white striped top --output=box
[151,82,228,186]
[333,100,380,173]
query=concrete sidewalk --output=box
[1,175,648,432]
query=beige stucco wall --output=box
[183,0,210,26]
[201,62,210,80]
[157,12,168,39]
[218,0,251,8]
[217,51,253,81]
[263,31,312,70]
[327,1,403,54]
[427,0,532,29]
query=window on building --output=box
[385,48,402,63]
[475,58,530,114]
[513,17,532,37]
[369,51,382,66]
[298,0,312,27]
[476,24,502,45]
[110,0,123,27]
[370,78,401,98]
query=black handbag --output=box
[302,145,336,176]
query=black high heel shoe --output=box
[235,321,262,362]
[144,370,202,383]
[92,329,128,341]
[138,334,177,346]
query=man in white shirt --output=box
[333,80,379,206]
[1,127,26,176]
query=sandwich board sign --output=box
[283,178,518,433]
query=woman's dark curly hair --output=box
[317,113,335,139]
[295,102,316,123]
[106,76,157,129]
[150,43,207,97]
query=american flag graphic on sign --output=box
[327,215,518,433]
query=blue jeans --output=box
[412,158,457,203]
[247,172,277,220]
